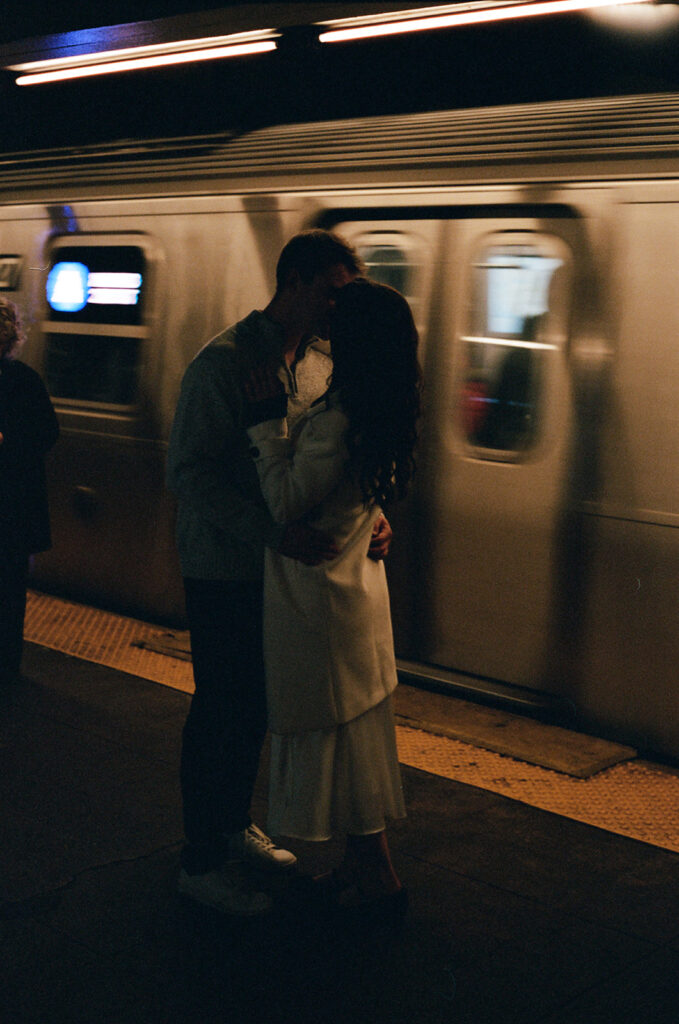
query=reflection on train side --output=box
[462,243,564,455]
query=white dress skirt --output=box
[267,694,406,841]
[247,393,407,841]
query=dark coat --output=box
[0,357,59,557]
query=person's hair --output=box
[330,278,422,509]
[275,230,365,292]
[0,297,26,359]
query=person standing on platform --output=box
[243,278,421,919]
[0,298,59,685]
[166,230,392,915]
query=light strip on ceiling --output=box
[318,0,656,42]
[10,31,278,86]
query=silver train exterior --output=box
[1,92,677,757]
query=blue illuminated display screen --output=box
[47,262,89,312]
[46,246,145,325]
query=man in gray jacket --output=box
[167,230,392,914]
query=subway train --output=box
[1,91,678,758]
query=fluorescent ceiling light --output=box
[588,2,679,30]
[10,30,278,85]
[318,0,657,42]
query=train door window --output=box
[352,231,424,324]
[360,240,411,294]
[460,234,570,457]
[43,240,148,408]
[0,256,22,291]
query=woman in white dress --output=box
[244,278,421,916]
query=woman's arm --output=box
[247,406,350,524]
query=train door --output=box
[34,233,183,621]
[425,221,574,689]
[335,213,576,695]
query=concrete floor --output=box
[2,642,679,1024]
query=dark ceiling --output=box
[1,2,422,48]
[0,2,224,44]
[2,2,679,153]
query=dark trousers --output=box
[181,577,268,874]
[0,553,28,684]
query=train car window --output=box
[461,238,567,457]
[359,242,411,296]
[43,243,147,408]
[45,333,139,405]
[0,256,22,291]
[353,232,424,326]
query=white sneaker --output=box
[178,865,272,916]
[227,824,297,871]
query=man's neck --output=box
[263,296,303,366]
[282,336,303,366]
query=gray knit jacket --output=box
[166,309,331,580]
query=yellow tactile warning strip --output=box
[395,726,679,854]
[24,590,195,694]
[24,590,679,855]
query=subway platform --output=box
[3,615,679,1023]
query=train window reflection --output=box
[45,333,140,406]
[359,243,411,296]
[485,253,562,336]
[461,241,565,455]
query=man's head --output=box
[273,230,365,338]
[275,230,364,293]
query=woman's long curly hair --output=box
[330,278,422,509]
[0,297,26,359]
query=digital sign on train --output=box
[46,246,145,325]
